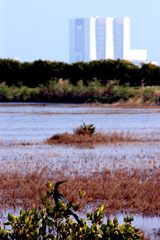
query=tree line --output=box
[0,58,160,87]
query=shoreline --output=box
[0,102,160,109]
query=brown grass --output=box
[45,131,160,145]
[1,165,160,217]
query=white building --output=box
[69,17,147,64]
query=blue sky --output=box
[0,0,160,65]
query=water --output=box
[0,103,160,235]
[0,103,160,142]
[0,143,159,176]
[0,103,160,172]
[1,207,160,238]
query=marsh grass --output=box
[1,164,160,217]
[46,130,160,145]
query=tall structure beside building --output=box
[69,17,147,64]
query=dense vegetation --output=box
[0,181,143,239]
[0,58,160,104]
[0,78,160,104]
[0,58,160,87]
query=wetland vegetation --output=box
[0,124,160,239]
[45,123,160,147]
[0,179,144,239]
[0,58,160,105]
[46,129,160,146]
[0,57,160,238]
[0,153,160,239]
[0,78,160,106]
[1,163,160,216]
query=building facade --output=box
[69,17,147,64]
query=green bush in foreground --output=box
[0,181,143,239]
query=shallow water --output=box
[0,103,160,142]
[0,143,160,176]
[0,103,160,235]
[109,214,160,237]
[0,207,160,237]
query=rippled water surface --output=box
[0,103,160,142]
[0,103,160,234]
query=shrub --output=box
[0,82,13,101]
[143,88,154,102]
[74,123,96,135]
[0,181,143,240]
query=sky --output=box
[0,0,160,65]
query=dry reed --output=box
[1,165,160,216]
[45,131,160,145]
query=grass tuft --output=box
[46,131,160,145]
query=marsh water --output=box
[0,103,160,235]
[0,103,160,142]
